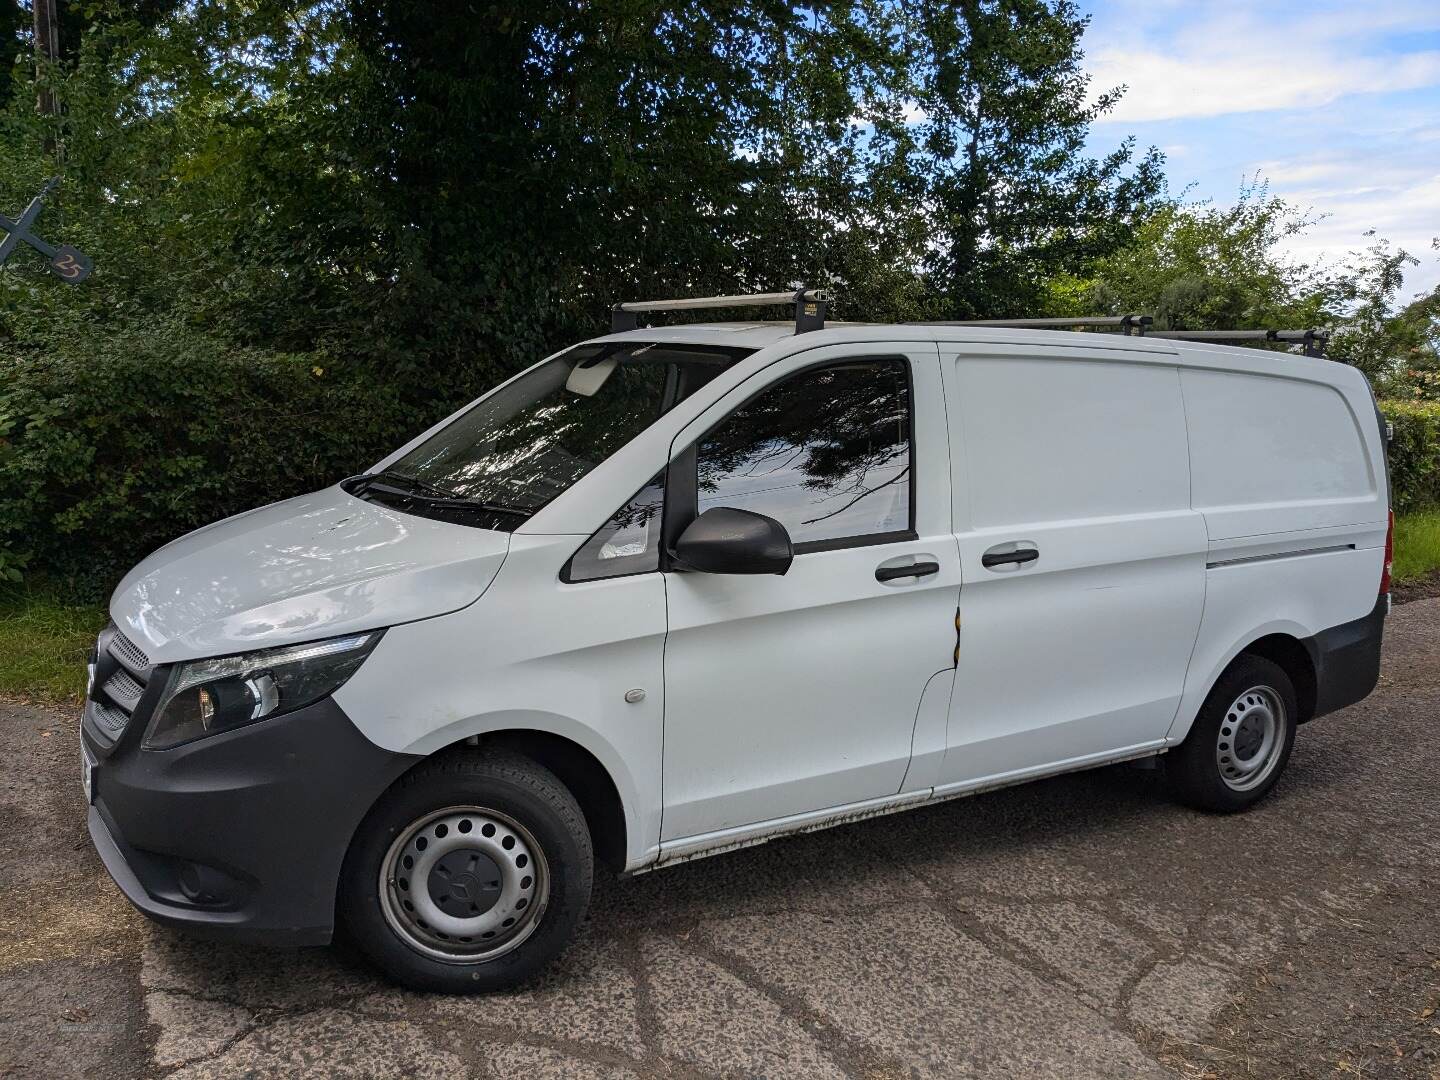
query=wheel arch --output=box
[1238,633,1318,724]
[456,729,630,873]
[1170,620,1319,743]
[387,717,637,875]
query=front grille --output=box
[109,630,149,673]
[104,668,145,711]
[86,623,158,747]
[89,700,131,736]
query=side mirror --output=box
[671,507,794,576]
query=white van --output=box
[81,294,1391,992]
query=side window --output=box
[695,359,913,549]
[564,474,665,582]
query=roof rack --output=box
[929,314,1154,336]
[606,295,1330,357]
[612,288,829,335]
[1146,328,1329,357]
[921,315,1328,357]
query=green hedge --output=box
[1380,400,1440,514]
[0,322,454,599]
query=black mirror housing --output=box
[671,507,794,576]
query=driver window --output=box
[695,359,913,549]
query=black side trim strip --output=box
[1207,544,1355,569]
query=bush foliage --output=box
[1381,401,1440,515]
[0,322,427,597]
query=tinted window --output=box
[565,474,665,582]
[695,360,912,547]
[361,343,749,530]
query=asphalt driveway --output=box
[2,599,1438,1079]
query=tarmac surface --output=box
[2,598,1438,1079]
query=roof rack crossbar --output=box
[1149,329,1328,356]
[611,288,829,335]
[923,314,1154,336]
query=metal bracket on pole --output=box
[0,176,92,283]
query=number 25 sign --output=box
[0,178,93,284]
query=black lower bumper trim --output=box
[88,805,325,944]
[1308,593,1387,720]
[84,696,419,946]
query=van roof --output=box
[589,321,1347,374]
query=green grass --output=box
[1393,510,1440,585]
[3,511,1440,705]
[0,587,107,704]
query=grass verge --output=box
[1393,510,1440,585]
[0,588,107,705]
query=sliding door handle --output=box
[981,546,1039,569]
[875,560,940,582]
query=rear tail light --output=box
[1379,510,1394,595]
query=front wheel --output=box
[339,749,593,992]
[1167,655,1298,812]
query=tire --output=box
[1166,654,1298,813]
[339,749,593,993]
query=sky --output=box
[1078,0,1440,300]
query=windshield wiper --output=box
[353,476,530,519]
[351,469,460,500]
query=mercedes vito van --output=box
[81,294,1391,992]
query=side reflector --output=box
[1380,509,1394,596]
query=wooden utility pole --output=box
[34,0,59,117]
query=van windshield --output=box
[348,342,753,530]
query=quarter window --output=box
[695,360,913,549]
[564,475,665,582]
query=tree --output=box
[1327,239,1439,393]
[0,0,1184,590]
[1060,180,1440,390]
[1074,181,1330,330]
[897,0,1168,317]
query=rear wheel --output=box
[339,749,592,992]
[1167,654,1298,812]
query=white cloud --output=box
[1077,1,1440,295]
[1258,153,1440,297]
[1085,2,1440,123]
[899,99,928,125]
[1090,49,1440,123]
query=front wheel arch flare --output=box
[419,730,628,873]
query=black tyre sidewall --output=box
[1169,655,1299,813]
[339,751,593,993]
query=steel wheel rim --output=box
[1216,685,1286,792]
[379,805,549,963]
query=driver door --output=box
[659,344,960,846]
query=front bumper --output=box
[83,696,418,946]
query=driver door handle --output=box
[875,560,940,582]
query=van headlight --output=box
[144,631,382,749]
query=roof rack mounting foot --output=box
[794,288,827,334]
[610,306,640,333]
